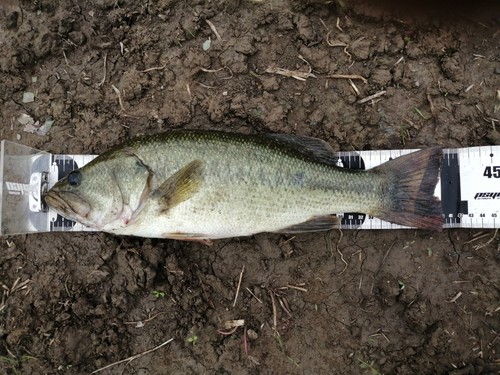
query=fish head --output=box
[44,164,122,229]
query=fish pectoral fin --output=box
[163,232,213,246]
[276,215,340,233]
[153,159,203,213]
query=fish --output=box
[44,130,443,242]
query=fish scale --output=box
[43,130,442,237]
[105,134,380,238]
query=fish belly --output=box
[111,178,374,239]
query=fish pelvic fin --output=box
[153,160,203,213]
[162,232,213,246]
[371,147,443,231]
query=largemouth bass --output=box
[44,130,443,241]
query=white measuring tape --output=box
[333,146,499,229]
[0,142,498,235]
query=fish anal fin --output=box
[154,160,203,213]
[265,134,338,165]
[276,215,340,233]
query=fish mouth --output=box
[44,190,91,223]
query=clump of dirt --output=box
[1,0,499,374]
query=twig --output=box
[111,84,127,112]
[269,290,278,331]
[357,90,386,104]
[217,320,245,336]
[447,291,463,303]
[427,93,435,117]
[326,34,348,47]
[1,277,32,312]
[91,337,174,374]
[381,240,397,264]
[369,330,390,343]
[320,18,348,47]
[265,67,316,81]
[277,296,292,318]
[141,64,166,73]
[344,46,353,67]
[124,311,167,327]
[394,56,404,65]
[200,67,226,73]
[62,51,70,67]
[196,82,216,89]
[326,74,367,84]
[348,79,360,96]
[98,53,107,87]
[206,19,222,44]
[10,278,31,294]
[200,66,233,80]
[335,229,347,275]
[336,17,343,31]
[465,232,489,243]
[246,287,263,304]
[218,326,239,336]
[352,249,363,262]
[233,265,245,308]
[243,326,249,356]
[465,84,475,93]
[298,54,313,74]
[285,284,307,292]
[224,319,245,329]
[319,18,329,31]
[472,229,498,250]
[266,54,315,81]
[111,84,139,119]
[414,107,430,120]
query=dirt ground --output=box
[1,0,499,374]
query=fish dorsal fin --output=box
[276,215,340,233]
[265,134,337,164]
[153,160,203,213]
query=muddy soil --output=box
[1,0,499,374]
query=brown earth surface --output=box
[1,0,499,374]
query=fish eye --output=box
[67,170,82,187]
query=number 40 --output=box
[483,166,500,178]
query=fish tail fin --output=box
[371,147,443,230]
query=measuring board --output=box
[0,140,498,235]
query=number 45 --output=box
[483,166,500,178]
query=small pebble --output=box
[22,92,35,103]
[246,329,259,340]
[495,67,500,74]
[202,38,211,51]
